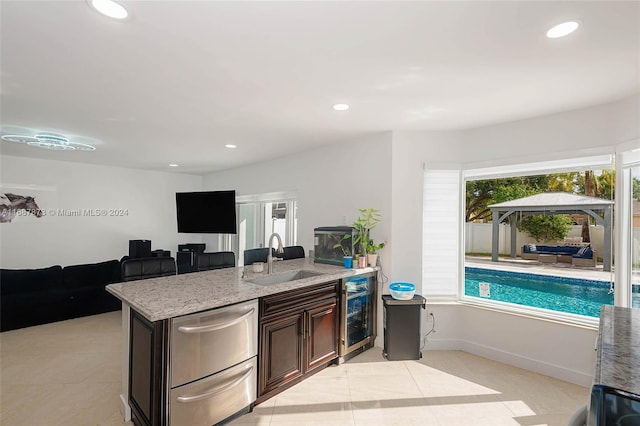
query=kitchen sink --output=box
[248,270,324,286]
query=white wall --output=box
[390,131,463,290]
[0,155,202,268]
[203,132,393,259]
[457,94,639,166]
[392,95,638,386]
[425,304,598,387]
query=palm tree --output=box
[581,170,601,242]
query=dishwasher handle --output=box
[176,366,254,404]
[178,308,255,334]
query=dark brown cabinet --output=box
[258,281,339,401]
[129,310,169,426]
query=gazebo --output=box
[488,192,614,271]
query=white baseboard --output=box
[119,393,131,421]
[423,338,593,387]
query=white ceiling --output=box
[1,1,638,174]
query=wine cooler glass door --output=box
[342,275,375,356]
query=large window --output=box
[423,149,639,321]
[463,161,615,321]
[617,145,640,310]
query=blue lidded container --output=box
[389,282,416,300]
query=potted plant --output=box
[366,240,385,267]
[333,234,353,269]
[351,208,382,267]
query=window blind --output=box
[422,169,460,297]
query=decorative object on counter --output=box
[352,208,381,256]
[389,282,416,300]
[350,208,385,267]
[314,226,357,266]
[333,233,353,269]
[366,240,385,267]
[253,262,264,273]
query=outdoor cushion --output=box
[573,247,594,259]
[524,244,537,253]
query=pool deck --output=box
[465,256,639,285]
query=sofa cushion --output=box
[0,265,63,295]
[557,246,581,255]
[573,247,594,259]
[524,244,537,253]
[62,260,121,290]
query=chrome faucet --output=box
[266,232,284,274]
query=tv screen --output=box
[176,190,237,234]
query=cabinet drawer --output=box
[170,357,257,426]
[171,300,258,388]
[260,281,338,318]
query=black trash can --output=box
[382,294,426,360]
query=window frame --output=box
[422,151,631,326]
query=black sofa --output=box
[1,259,122,332]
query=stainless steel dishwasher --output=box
[170,299,258,426]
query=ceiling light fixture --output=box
[1,133,96,151]
[225,144,237,149]
[546,21,580,38]
[169,164,179,167]
[89,0,128,20]
[333,103,349,111]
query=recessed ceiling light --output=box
[333,104,349,111]
[89,0,128,20]
[169,164,179,167]
[225,144,237,149]
[546,21,580,38]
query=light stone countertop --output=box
[106,258,377,322]
[595,305,640,395]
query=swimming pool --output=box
[464,267,615,317]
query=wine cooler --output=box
[340,272,377,361]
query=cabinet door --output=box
[259,310,304,397]
[305,298,338,373]
[129,310,169,426]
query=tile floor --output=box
[1,311,589,426]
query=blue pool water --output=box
[464,267,615,317]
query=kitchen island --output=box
[586,305,640,425]
[107,258,376,426]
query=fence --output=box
[464,222,607,258]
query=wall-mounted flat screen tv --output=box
[176,190,237,234]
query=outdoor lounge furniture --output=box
[522,244,582,259]
[557,254,574,263]
[572,246,597,267]
[539,254,557,263]
[522,244,597,267]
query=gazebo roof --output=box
[489,192,613,210]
